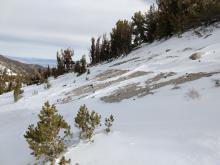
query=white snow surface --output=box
[1,25,220,165]
[0,64,15,75]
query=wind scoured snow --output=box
[1,24,220,165]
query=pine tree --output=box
[24,102,71,165]
[0,74,6,95]
[105,115,114,134]
[0,81,4,95]
[74,61,81,75]
[90,37,96,64]
[57,52,65,76]
[100,34,111,61]
[110,20,132,58]
[74,56,87,76]
[80,55,87,74]
[62,49,74,71]
[75,105,101,140]
[13,80,23,102]
[58,156,71,165]
[145,5,158,42]
[95,37,101,63]
[132,11,147,46]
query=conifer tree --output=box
[90,37,96,64]
[57,52,65,76]
[13,79,23,102]
[75,105,101,140]
[110,20,132,58]
[95,37,101,63]
[0,74,6,95]
[58,156,71,165]
[0,81,4,95]
[80,55,87,74]
[100,34,111,61]
[132,11,147,46]
[24,102,71,165]
[62,49,74,71]
[145,5,158,42]
[105,115,114,134]
[74,61,81,75]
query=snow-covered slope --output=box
[1,24,220,165]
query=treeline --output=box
[90,0,220,64]
[53,49,88,78]
[29,49,88,85]
[90,20,132,64]
[0,68,34,95]
[1,0,220,96]
[0,48,88,97]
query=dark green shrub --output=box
[75,105,101,140]
[13,80,23,102]
[24,102,71,165]
[58,156,71,165]
[105,115,114,134]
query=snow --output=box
[1,24,220,165]
[0,64,15,75]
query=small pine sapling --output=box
[24,102,71,165]
[58,156,71,165]
[105,115,114,134]
[75,105,101,140]
[13,80,23,102]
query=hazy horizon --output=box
[0,0,152,60]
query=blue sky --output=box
[0,0,152,59]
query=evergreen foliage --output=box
[75,105,101,140]
[132,11,147,46]
[58,156,71,165]
[110,20,132,58]
[24,102,71,165]
[90,35,111,64]
[88,0,220,65]
[0,79,5,95]
[90,37,96,64]
[0,68,35,95]
[105,115,114,134]
[90,20,132,64]
[62,49,74,71]
[13,79,23,102]
[74,55,87,76]
[56,51,66,76]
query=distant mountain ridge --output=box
[0,54,45,75]
[7,56,56,67]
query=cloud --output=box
[0,0,152,59]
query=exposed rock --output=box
[189,52,202,60]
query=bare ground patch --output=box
[57,70,150,104]
[109,57,140,67]
[101,72,220,103]
[95,69,128,81]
